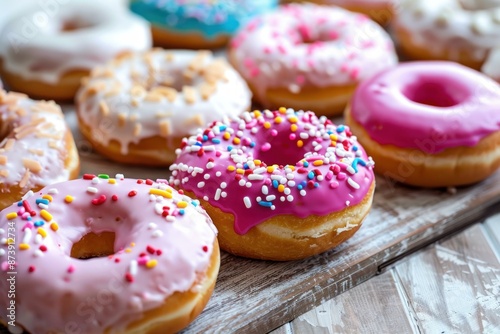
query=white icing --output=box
[0,0,151,84]
[396,0,500,75]
[76,49,252,155]
[0,91,72,189]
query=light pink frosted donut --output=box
[228,3,397,116]
[0,175,219,333]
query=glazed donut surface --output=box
[0,175,219,334]
[170,108,375,260]
[346,61,500,187]
[0,90,79,210]
[77,49,251,166]
[229,3,397,116]
[394,0,500,80]
[0,0,151,100]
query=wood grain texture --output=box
[270,273,416,334]
[394,224,500,334]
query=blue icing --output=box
[130,0,278,39]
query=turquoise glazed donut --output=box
[130,0,278,49]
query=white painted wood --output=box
[484,213,500,259]
[394,225,500,334]
[271,273,416,334]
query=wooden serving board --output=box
[2,109,500,334]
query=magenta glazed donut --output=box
[345,61,500,187]
[170,108,375,260]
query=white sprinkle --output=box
[129,260,138,276]
[215,188,222,201]
[266,195,276,201]
[22,191,34,200]
[0,238,6,244]
[220,182,227,189]
[300,132,309,139]
[346,166,356,175]
[248,174,264,181]
[115,174,125,180]
[33,249,43,257]
[204,145,215,151]
[300,190,306,196]
[317,175,324,181]
[347,178,360,189]
[286,173,294,180]
[239,179,246,186]
[280,196,286,202]
[47,188,59,195]
[197,182,205,188]
[92,177,100,184]
[38,203,48,210]
[262,185,269,195]
[0,229,4,235]
[253,167,266,174]
[206,162,215,169]
[203,196,209,201]
[346,201,351,206]
[256,196,262,202]
[221,191,227,198]
[314,145,323,152]
[0,249,5,257]
[148,223,157,230]
[23,228,32,244]
[287,195,294,202]
[149,195,156,202]
[152,230,163,238]
[243,196,252,208]
[284,188,291,195]
[166,216,176,222]
[271,205,276,210]
[204,174,210,180]
[215,171,222,177]
[246,182,252,188]
[34,234,42,245]
[87,187,98,194]
[288,181,296,187]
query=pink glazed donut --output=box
[345,61,500,188]
[228,3,397,117]
[170,108,375,260]
[0,175,219,334]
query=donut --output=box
[345,61,500,188]
[130,0,278,49]
[286,0,396,25]
[0,90,80,211]
[0,175,219,334]
[0,0,151,101]
[394,0,500,80]
[228,3,397,117]
[76,49,251,166]
[169,107,375,261]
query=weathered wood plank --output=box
[394,224,500,333]
[484,213,500,258]
[271,273,416,334]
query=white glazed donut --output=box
[76,49,252,166]
[394,0,500,80]
[228,3,397,117]
[0,0,151,101]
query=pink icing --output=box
[0,176,217,333]
[350,61,500,154]
[229,3,397,105]
[169,108,375,235]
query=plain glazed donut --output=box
[0,90,79,211]
[287,0,396,25]
[170,108,375,261]
[130,0,278,49]
[228,3,397,117]
[0,175,219,334]
[345,61,500,188]
[0,0,151,101]
[76,49,251,166]
[394,0,500,81]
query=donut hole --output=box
[402,77,469,108]
[253,132,308,166]
[70,231,116,260]
[296,23,335,44]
